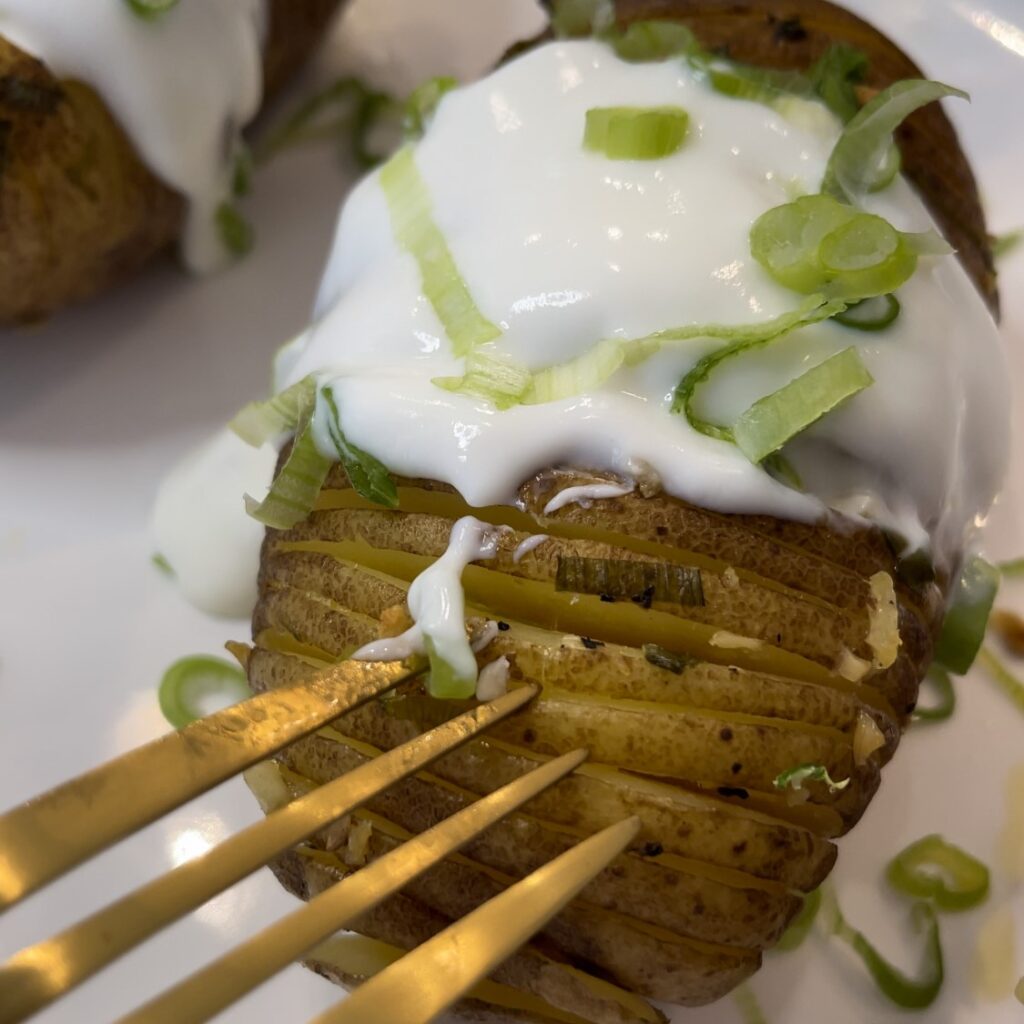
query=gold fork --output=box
[0,658,638,1024]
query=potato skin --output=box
[0,0,341,324]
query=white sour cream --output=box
[0,0,267,270]
[152,428,276,617]
[284,39,1008,573]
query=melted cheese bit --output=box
[1,0,267,270]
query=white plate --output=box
[1,1,1021,1021]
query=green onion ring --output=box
[158,656,250,730]
[886,835,990,911]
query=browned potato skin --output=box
[0,0,341,324]
[595,0,998,313]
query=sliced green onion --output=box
[232,145,253,199]
[773,763,850,793]
[321,387,398,509]
[609,20,698,61]
[230,376,316,448]
[404,76,458,140]
[425,636,475,699]
[913,666,956,723]
[824,893,944,1009]
[733,982,769,1024]
[549,0,615,38]
[158,655,250,730]
[1016,975,1024,1005]
[125,0,179,20]
[523,337,625,405]
[151,552,174,577]
[776,888,822,952]
[991,229,1023,261]
[749,195,919,300]
[380,146,502,356]
[432,349,530,409]
[934,556,1000,673]
[886,835,990,911]
[584,105,690,160]
[216,201,253,257]
[902,230,954,256]
[834,293,900,331]
[690,52,811,107]
[762,451,803,490]
[245,419,332,529]
[978,646,1024,714]
[733,347,873,464]
[671,295,848,440]
[808,44,868,123]
[999,557,1024,577]
[822,79,968,202]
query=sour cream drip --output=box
[284,39,1008,573]
[0,0,267,270]
[353,517,503,694]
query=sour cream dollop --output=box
[0,0,267,270]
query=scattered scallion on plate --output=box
[775,888,822,952]
[912,666,956,723]
[215,201,254,258]
[584,106,690,160]
[125,0,179,20]
[978,645,1024,714]
[158,656,250,730]
[886,835,990,911]
[934,556,1000,674]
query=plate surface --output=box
[1,1,1021,1021]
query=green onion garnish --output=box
[733,347,873,465]
[321,387,399,509]
[776,888,822,952]
[158,655,250,730]
[833,293,901,331]
[151,552,174,577]
[824,891,945,1009]
[886,835,990,911]
[773,763,850,794]
[215,201,253,258]
[425,636,475,700]
[998,557,1024,577]
[762,451,803,490]
[125,0,179,20]
[584,106,690,160]
[749,195,919,301]
[671,295,848,441]
[689,52,811,108]
[231,145,253,199]
[822,79,968,202]
[913,666,956,723]
[609,20,698,62]
[432,349,531,409]
[733,982,769,1024]
[978,646,1024,714]
[807,44,868,123]
[1016,975,1023,1005]
[380,146,502,357]
[991,229,1023,261]
[404,76,458,140]
[549,0,615,38]
[523,337,625,405]
[934,556,1000,674]
[230,376,316,448]
[245,419,332,529]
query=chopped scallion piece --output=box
[584,105,690,160]
[321,387,399,508]
[125,0,179,20]
[671,295,848,440]
[886,835,990,911]
[151,553,174,577]
[432,350,531,409]
[807,44,868,123]
[523,337,625,405]
[404,76,459,139]
[978,646,1024,714]
[913,666,956,723]
[231,145,253,199]
[823,891,944,1009]
[822,79,968,202]
[776,888,822,952]
[690,52,811,107]
[773,763,850,793]
[834,293,900,331]
[425,636,475,699]
[934,556,1000,673]
[991,229,1023,261]
[380,146,502,356]
[158,655,250,730]
[230,376,316,448]
[216,201,253,257]
[610,20,698,61]
[762,451,803,490]
[549,0,615,37]
[733,982,769,1024]
[733,347,873,464]
[245,419,332,529]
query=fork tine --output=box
[0,659,420,911]
[315,816,641,1024]
[116,749,591,1024]
[0,685,539,1024]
